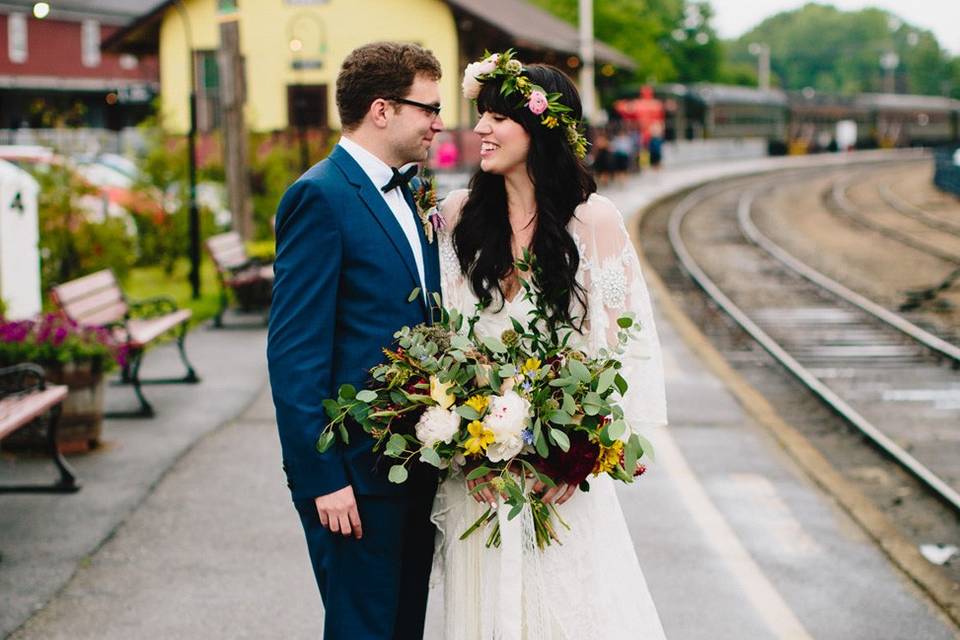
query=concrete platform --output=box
[3,152,957,639]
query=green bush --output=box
[34,163,136,292]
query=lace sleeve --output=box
[574,195,667,431]
[438,189,469,313]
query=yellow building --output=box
[105,0,634,134]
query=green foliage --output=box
[33,163,135,292]
[249,130,336,240]
[728,4,960,95]
[528,0,724,83]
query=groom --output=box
[267,42,444,639]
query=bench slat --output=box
[125,309,192,347]
[207,232,244,251]
[60,287,127,323]
[78,302,129,326]
[0,386,69,440]
[52,270,118,306]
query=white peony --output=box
[486,435,524,463]
[415,406,460,448]
[461,54,499,100]
[483,390,529,445]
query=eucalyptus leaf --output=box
[507,503,524,520]
[549,428,570,452]
[596,368,617,395]
[339,384,356,400]
[456,405,480,421]
[568,359,591,383]
[386,433,407,457]
[481,336,507,353]
[407,287,422,302]
[420,447,442,468]
[338,423,351,445]
[316,431,335,453]
[547,410,573,425]
[466,466,492,481]
[322,399,340,420]
[355,390,377,403]
[561,392,577,415]
[617,316,634,328]
[608,419,627,441]
[450,335,472,350]
[388,465,409,483]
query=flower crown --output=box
[461,49,589,159]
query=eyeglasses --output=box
[386,96,442,118]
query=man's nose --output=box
[433,115,445,131]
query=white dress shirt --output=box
[337,136,426,298]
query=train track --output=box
[652,169,960,517]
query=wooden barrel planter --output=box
[2,358,105,453]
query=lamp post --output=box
[578,0,596,123]
[880,51,899,94]
[173,0,201,300]
[749,42,771,92]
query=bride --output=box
[430,54,668,639]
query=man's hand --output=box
[314,485,362,539]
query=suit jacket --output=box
[267,145,441,500]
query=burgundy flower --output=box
[535,430,600,487]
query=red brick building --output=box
[0,0,159,130]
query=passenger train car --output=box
[649,83,960,154]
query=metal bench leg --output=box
[214,283,228,328]
[176,325,200,383]
[106,350,154,419]
[0,405,81,494]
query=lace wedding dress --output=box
[430,190,668,640]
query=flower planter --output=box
[2,359,105,453]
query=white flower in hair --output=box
[461,53,499,100]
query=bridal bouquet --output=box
[318,257,653,548]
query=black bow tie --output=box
[381,165,418,193]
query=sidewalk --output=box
[0,316,268,638]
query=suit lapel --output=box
[330,146,422,301]
[403,182,442,320]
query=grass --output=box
[121,256,222,325]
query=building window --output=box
[81,20,101,68]
[8,13,27,63]
[194,50,221,132]
[288,85,327,128]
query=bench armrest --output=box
[127,295,179,319]
[225,256,273,275]
[0,363,46,399]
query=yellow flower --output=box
[520,357,541,376]
[542,115,559,128]
[593,440,624,475]
[429,376,455,409]
[465,394,489,415]
[464,420,495,456]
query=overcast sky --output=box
[709,0,960,55]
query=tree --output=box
[528,0,724,83]
[727,4,956,95]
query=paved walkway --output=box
[4,152,958,639]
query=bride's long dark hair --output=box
[453,63,596,330]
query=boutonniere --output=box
[413,177,446,244]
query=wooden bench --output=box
[0,363,79,493]
[50,270,199,418]
[205,231,273,327]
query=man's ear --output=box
[369,98,392,129]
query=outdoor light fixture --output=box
[33,2,50,19]
[289,38,303,53]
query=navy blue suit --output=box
[267,144,441,639]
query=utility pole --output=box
[173,0,201,299]
[218,11,253,239]
[749,43,771,92]
[578,0,596,123]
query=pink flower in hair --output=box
[527,90,549,115]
